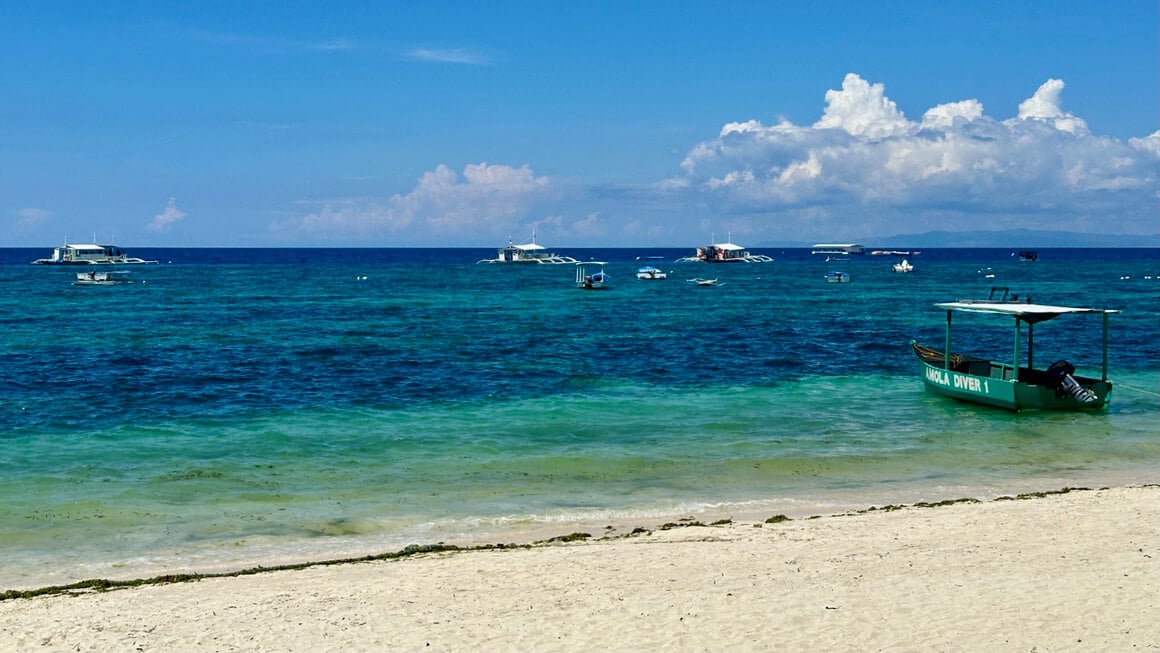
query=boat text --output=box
[925,367,990,393]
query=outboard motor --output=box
[1046,360,1097,404]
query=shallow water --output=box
[1,247,1157,589]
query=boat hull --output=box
[914,355,1111,412]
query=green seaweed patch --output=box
[913,498,980,508]
[709,518,733,526]
[764,514,791,524]
[0,541,497,602]
[995,486,1093,501]
[658,520,709,530]
[536,532,591,544]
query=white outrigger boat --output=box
[892,257,914,273]
[676,239,772,263]
[576,261,610,289]
[33,242,157,265]
[477,233,578,264]
[910,288,1117,411]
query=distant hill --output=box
[758,229,1159,248]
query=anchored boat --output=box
[636,266,667,280]
[676,239,773,263]
[478,233,578,264]
[575,261,610,289]
[32,242,157,265]
[892,257,914,273]
[910,288,1117,411]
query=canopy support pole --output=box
[944,310,952,369]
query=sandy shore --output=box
[2,485,1157,652]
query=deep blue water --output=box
[1,247,1157,589]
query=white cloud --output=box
[275,163,550,242]
[675,73,1159,238]
[921,100,984,130]
[1129,130,1160,157]
[813,73,912,139]
[1015,79,1088,134]
[148,197,186,232]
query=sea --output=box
[1,246,1158,591]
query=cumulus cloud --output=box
[813,73,911,139]
[148,197,186,232]
[275,163,551,242]
[674,74,1159,238]
[1016,79,1088,134]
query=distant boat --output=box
[72,270,132,286]
[636,266,667,280]
[575,261,611,289]
[910,287,1117,411]
[1017,250,1039,261]
[892,258,914,273]
[824,271,850,283]
[689,277,719,286]
[676,239,773,263]
[32,242,157,265]
[811,243,865,256]
[478,233,578,264]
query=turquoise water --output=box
[2,247,1158,589]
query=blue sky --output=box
[2,1,1157,247]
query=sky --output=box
[2,1,1157,247]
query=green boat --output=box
[911,290,1118,412]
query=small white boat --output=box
[824,271,850,283]
[688,277,720,286]
[477,233,578,264]
[576,261,610,289]
[636,266,667,280]
[892,258,914,273]
[72,270,131,286]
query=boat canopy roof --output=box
[712,243,746,251]
[935,302,1118,323]
[513,243,546,251]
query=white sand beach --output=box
[2,485,1157,652]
